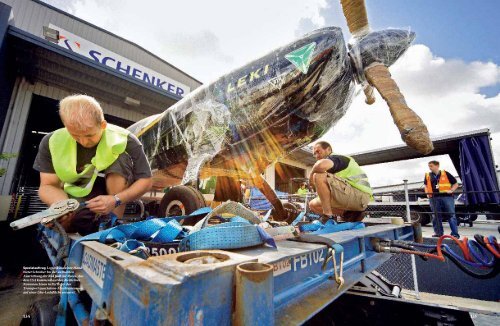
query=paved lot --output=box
[421,219,499,239]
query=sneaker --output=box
[342,210,365,222]
[431,234,443,238]
[451,234,460,239]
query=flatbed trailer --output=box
[37,222,413,325]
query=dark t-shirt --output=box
[424,170,458,196]
[326,155,350,174]
[33,131,152,182]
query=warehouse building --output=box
[0,0,202,201]
[0,0,318,220]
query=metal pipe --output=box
[403,179,411,223]
[412,222,423,244]
[234,262,274,326]
[404,179,421,299]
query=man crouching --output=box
[308,141,372,223]
[33,94,153,235]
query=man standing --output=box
[308,141,372,223]
[33,94,153,235]
[296,182,309,197]
[424,160,460,238]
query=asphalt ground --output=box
[421,219,499,239]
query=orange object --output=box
[484,237,500,258]
[425,170,452,197]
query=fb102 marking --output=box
[272,249,326,276]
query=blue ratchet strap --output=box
[299,219,324,232]
[96,207,211,244]
[180,221,259,251]
[312,220,365,234]
[179,213,276,251]
[98,224,139,243]
[130,219,172,240]
[223,216,250,224]
[209,214,276,248]
[56,209,205,326]
[150,219,184,243]
[189,206,213,216]
[96,218,184,243]
[98,212,119,231]
[256,226,277,248]
[299,219,365,233]
[118,240,149,259]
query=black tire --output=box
[282,202,302,224]
[22,297,59,326]
[410,210,431,226]
[159,185,206,218]
[410,210,421,223]
[486,213,499,220]
[456,213,476,224]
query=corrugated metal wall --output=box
[0,0,204,195]
[0,77,32,194]
[0,77,149,194]
[2,0,201,91]
[30,80,149,122]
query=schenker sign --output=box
[48,24,190,97]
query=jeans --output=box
[430,196,460,237]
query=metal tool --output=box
[323,246,345,289]
[10,198,81,230]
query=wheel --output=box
[22,297,59,326]
[456,213,476,224]
[159,185,206,218]
[282,202,302,224]
[410,210,421,223]
[410,210,430,226]
[486,213,499,220]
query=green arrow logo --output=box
[285,42,316,74]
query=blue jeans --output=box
[430,196,460,237]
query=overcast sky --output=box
[42,0,500,187]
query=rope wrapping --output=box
[365,64,433,154]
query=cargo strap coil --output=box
[180,201,276,251]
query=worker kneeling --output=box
[33,94,153,235]
[308,141,372,224]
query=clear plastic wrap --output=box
[348,29,433,154]
[129,27,418,189]
[348,29,415,85]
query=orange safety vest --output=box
[425,170,452,197]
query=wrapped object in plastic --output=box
[129,26,430,190]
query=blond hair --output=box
[59,94,104,130]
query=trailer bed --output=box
[40,223,413,325]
